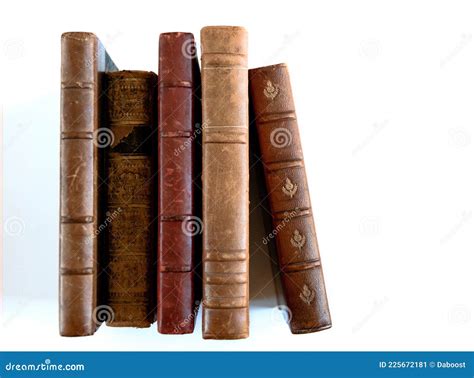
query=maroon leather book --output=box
[157,32,201,334]
[249,63,332,334]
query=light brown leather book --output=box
[59,32,117,336]
[249,63,332,334]
[104,70,157,327]
[201,26,249,339]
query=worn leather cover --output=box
[104,70,157,327]
[201,26,249,339]
[157,32,201,334]
[249,64,332,334]
[60,32,117,336]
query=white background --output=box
[1,0,473,351]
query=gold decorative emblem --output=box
[263,80,279,100]
[299,284,315,305]
[290,229,306,251]
[282,177,298,198]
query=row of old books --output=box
[59,26,331,339]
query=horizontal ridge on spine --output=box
[265,159,304,171]
[257,110,297,124]
[204,272,247,285]
[159,80,192,88]
[61,82,94,89]
[273,208,312,220]
[60,268,94,275]
[204,249,247,261]
[160,131,193,138]
[60,216,94,223]
[282,259,321,273]
[61,131,93,139]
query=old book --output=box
[157,32,201,334]
[201,26,249,339]
[249,63,332,334]
[104,70,157,327]
[60,32,117,336]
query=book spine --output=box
[249,64,332,334]
[157,32,201,334]
[105,71,157,327]
[59,32,101,336]
[201,26,249,339]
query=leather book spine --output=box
[157,32,201,334]
[60,32,116,336]
[201,26,249,339]
[105,71,157,327]
[249,64,332,334]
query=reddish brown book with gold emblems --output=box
[249,63,331,334]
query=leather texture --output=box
[60,32,117,336]
[105,70,157,327]
[157,32,201,334]
[249,63,332,334]
[201,26,249,339]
